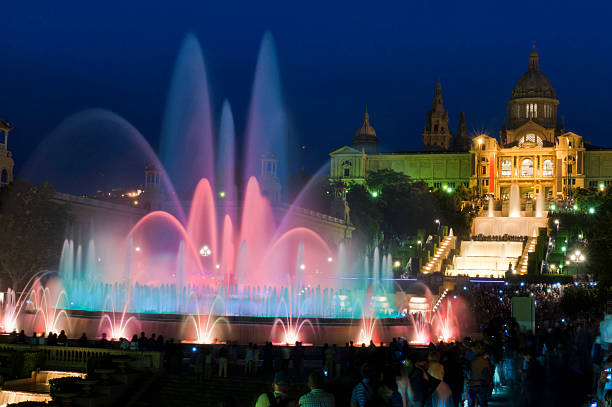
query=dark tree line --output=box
[0,180,71,290]
[345,169,475,252]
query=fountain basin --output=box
[20,310,414,346]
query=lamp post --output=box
[569,249,585,276]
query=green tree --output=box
[0,180,71,290]
[346,183,382,251]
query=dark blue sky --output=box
[3,1,612,191]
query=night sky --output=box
[3,1,612,193]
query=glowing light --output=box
[215,264,220,269]
[135,247,141,252]
[550,204,556,210]
[600,184,605,191]
[561,246,566,252]
[573,204,578,210]
[393,260,401,268]
[371,191,379,198]
[133,200,139,205]
[327,257,333,263]
[589,207,595,214]
[199,245,212,257]
[554,219,559,225]
[579,254,585,261]
[299,264,306,270]
[219,191,226,198]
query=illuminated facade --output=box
[0,119,14,186]
[330,46,612,198]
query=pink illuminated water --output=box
[6,32,478,345]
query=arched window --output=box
[518,133,543,147]
[543,159,553,176]
[0,169,7,184]
[521,159,534,177]
[501,160,512,176]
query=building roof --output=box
[510,45,557,100]
[352,107,377,146]
[0,118,13,131]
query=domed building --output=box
[330,45,612,202]
[352,107,378,153]
[502,44,563,147]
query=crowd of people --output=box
[2,281,608,406]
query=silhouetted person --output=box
[100,332,109,348]
[77,332,88,347]
[57,330,67,346]
[138,331,147,349]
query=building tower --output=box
[502,44,562,146]
[258,153,281,202]
[453,111,471,152]
[423,81,452,151]
[141,164,163,211]
[352,107,378,153]
[0,119,14,186]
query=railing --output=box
[53,192,146,215]
[0,344,163,372]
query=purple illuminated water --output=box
[4,32,468,345]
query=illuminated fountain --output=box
[535,188,545,218]
[5,32,448,345]
[508,183,521,218]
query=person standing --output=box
[351,363,377,407]
[255,371,292,407]
[218,346,228,378]
[299,370,335,407]
[245,343,255,376]
[467,345,492,407]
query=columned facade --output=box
[470,132,585,200]
[0,119,14,186]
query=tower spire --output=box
[529,42,539,71]
[423,81,451,151]
[432,79,444,111]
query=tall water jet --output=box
[59,240,73,283]
[217,100,237,205]
[488,198,495,217]
[535,188,545,217]
[244,32,288,185]
[176,240,185,312]
[160,33,214,197]
[509,183,521,218]
[85,239,97,282]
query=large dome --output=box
[510,47,556,99]
[511,70,556,99]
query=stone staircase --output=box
[445,241,523,278]
[421,234,457,274]
[517,237,537,274]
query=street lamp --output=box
[568,249,585,276]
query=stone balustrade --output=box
[0,344,163,372]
